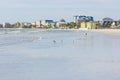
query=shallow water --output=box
[0,29,120,80]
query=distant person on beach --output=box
[53,40,56,44]
[73,40,74,44]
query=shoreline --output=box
[1,28,120,38]
[91,29,120,38]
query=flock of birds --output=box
[52,32,88,44]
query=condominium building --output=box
[3,23,12,28]
[74,15,94,23]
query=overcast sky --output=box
[0,0,119,23]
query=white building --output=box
[35,21,41,28]
[41,20,54,28]
[33,20,55,28]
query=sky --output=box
[0,0,120,23]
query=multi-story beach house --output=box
[56,19,67,29]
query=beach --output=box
[92,29,120,38]
[0,29,120,80]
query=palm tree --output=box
[59,19,67,29]
[69,22,76,29]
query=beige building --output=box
[80,22,87,28]
[80,22,98,29]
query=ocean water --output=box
[0,28,120,80]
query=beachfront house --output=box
[80,22,98,29]
[41,20,54,28]
[32,20,55,28]
[73,15,95,29]
[56,19,67,29]
[101,17,113,28]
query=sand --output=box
[92,29,120,38]
[0,29,120,80]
